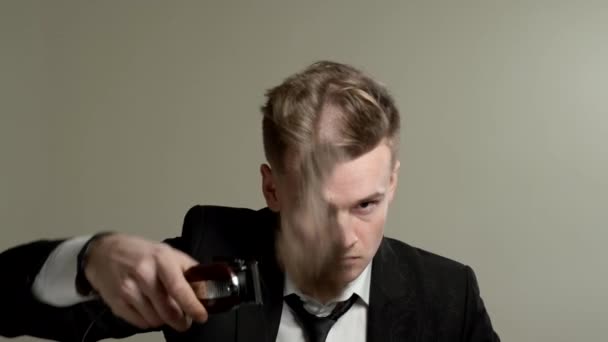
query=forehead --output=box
[282,142,394,206]
[323,143,393,205]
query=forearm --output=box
[0,239,150,341]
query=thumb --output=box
[159,243,199,270]
[174,250,200,271]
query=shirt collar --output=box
[283,261,372,309]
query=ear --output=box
[387,160,400,204]
[260,164,281,212]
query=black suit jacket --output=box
[0,205,500,341]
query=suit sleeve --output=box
[0,236,185,341]
[461,266,501,342]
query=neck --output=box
[301,287,344,305]
[279,256,348,305]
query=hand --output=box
[84,233,207,331]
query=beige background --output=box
[2,1,607,341]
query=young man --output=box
[0,61,499,341]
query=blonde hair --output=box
[261,61,400,173]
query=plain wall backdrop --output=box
[1,1,607,341]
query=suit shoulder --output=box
[183,204,261,223]
[382,237,468,287]
[182,205,270,234]
[180,205,275,261]
[383,237,466,268]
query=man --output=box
[0,61,499,341]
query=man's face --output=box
[261,141,400,294]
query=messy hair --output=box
[261,61,400,173]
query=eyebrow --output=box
[355,191,386,204]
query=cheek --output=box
[356,211,386,251]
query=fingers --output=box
[134,266,192,332]
[119,278,163,328]
[156,250,208,323]
[190,281,207,300]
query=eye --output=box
[354,200,379,215]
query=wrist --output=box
[76,232,114,296]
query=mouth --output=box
[340,256,361,261]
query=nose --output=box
[336,211,358,249]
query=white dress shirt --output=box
[32,237,371,341]
[32,236,96,306]
[277,263,371,342]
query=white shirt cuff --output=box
[32,235,98,307]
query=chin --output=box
[337,260,366,283]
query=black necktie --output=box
[284,293,358,342]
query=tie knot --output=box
[284,294,358,342]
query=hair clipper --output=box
[184,259,263,314]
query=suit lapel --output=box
[367,238,422,342]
